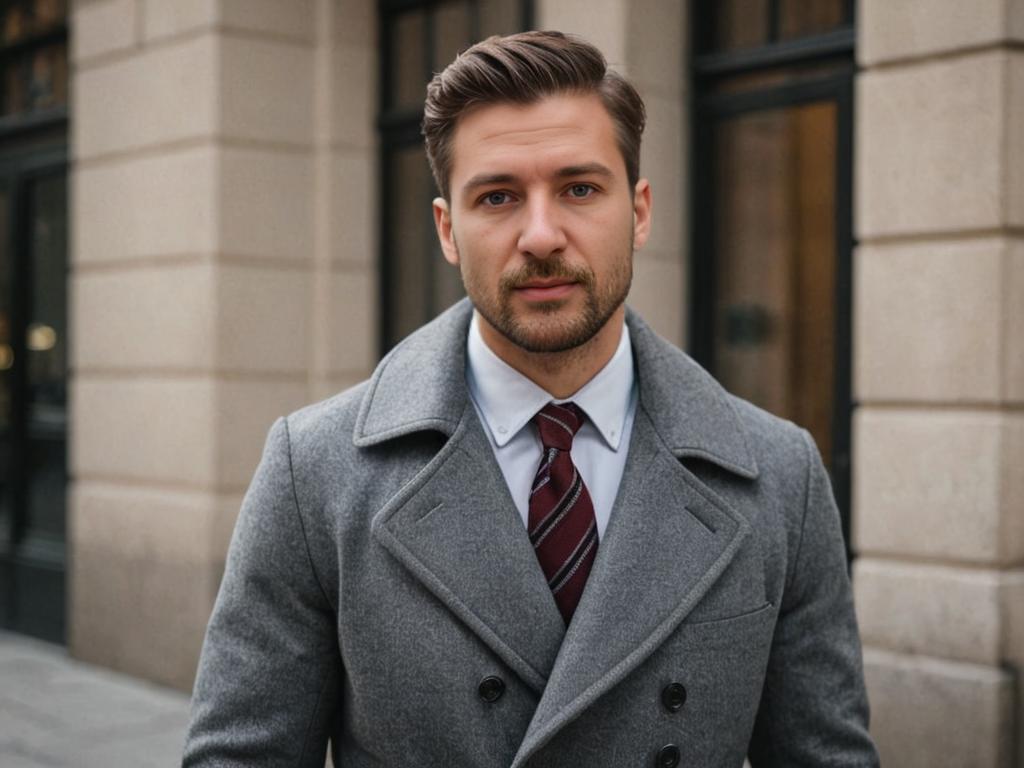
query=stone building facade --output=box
[6,0,1020,765]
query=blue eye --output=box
[568,184,595,198]
[483,191,510,206]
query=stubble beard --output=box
[463,250,633,355]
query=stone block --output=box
[1003,420,1024,563]
[856,52,1009,238]
[215,262,312,373]
[1009,53,1024,228]
[74,147,218,263]
[310,371,366,404]
[324,268,377,375]
[219,146,314,261]
[854,238,1008,403]
[72,263,215,370]
[628,256,684,348]
[639,92,685,258]
[71,376,218,488]
[1014,0,1024,40]
[71,374,310,492]
[625,0,685,96]
[143,0,314,43]
[853,558,1004,664]
[141,0,216,42]
[72,0,137,63]
[69,482,220,570]
[75,34,218,159]
[67,482,225,690]
[535,0,628,68]
[330,149,377,267]
[70,535,217,691]
[220,0,315,42]
[853,409,1024,565]
[214,378,310,490]
[335,0,375,47]
[220,35,314,146]
[863,648,1014,768]
[858,0,1018,66]
[330,42,375,149]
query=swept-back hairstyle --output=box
[422,30,646,200]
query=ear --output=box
[631,178,652,250]
[433,197,460,266]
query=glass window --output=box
[26,171,66,541]
[700,0,850,54]
[709,0,769,53]
[0,0,68,119]
[389,9,427,111]
[433,1,471,72]
[711,102,837,462]
[779,0,846,41]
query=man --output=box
[184,31,879,767]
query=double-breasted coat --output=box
[183,299,879,767]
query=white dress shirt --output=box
[466,312,638,539]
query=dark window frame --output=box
[689,1,856,555]
[0,6,68,642]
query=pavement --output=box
[0,630,191,767]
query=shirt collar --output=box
[466,311,635,450]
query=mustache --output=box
[499,259,595,291]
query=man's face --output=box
[433,93,651,354]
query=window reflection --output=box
[712,102,837,463]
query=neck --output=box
[476,306,625,399]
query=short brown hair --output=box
[422,30,646,200]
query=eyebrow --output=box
[460,163,615,197]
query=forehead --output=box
[448,93,624,186]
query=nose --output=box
[517,197,567,258]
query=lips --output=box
[514,281,577,301]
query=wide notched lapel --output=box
[511,310,762,767]
[511,409,752,765]
[370,405,565,693]
[358,300,565,694]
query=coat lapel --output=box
[354,299,764,751]
[511,310,762,766]
[359,302,565,694]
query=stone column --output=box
[68,0,377,690]
[853,1,1024,765]
[537,0,689,348]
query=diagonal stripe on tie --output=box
[528,402,598,624]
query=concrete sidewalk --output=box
[0,630,191,767]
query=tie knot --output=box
[534,402,585,451]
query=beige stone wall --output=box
[68,0,376,689]
[854,0,1024,764]
[537,0,690,348]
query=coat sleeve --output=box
[182,417,341,767]
[747,430,880,767]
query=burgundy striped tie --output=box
[529,402,598,624]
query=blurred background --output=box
[0,0,1020,766]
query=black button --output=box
[661,682,687,712]
[478,675,505,703]
[656,744,680,768]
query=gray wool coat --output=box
[183,299,879,767]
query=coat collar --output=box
[354,299,759,480]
